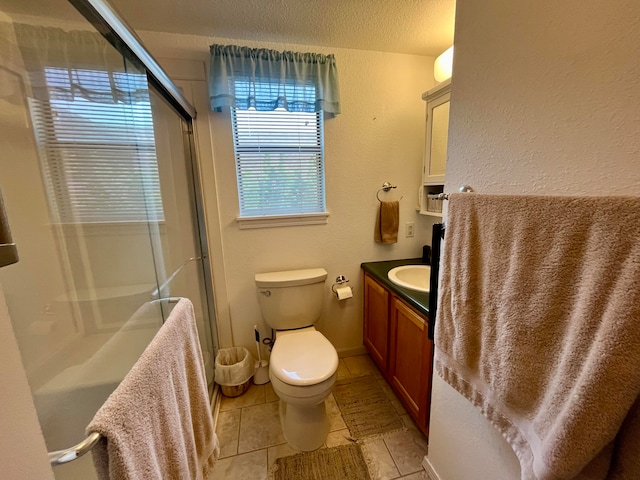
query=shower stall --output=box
[0,0,218,477]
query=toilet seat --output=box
[270,329,338,386]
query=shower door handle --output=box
[0,188,18,268]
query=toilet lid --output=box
[270,330,339,386]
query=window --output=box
[209,45,340,227]
[231,105,326,220]
[29,67,163,224]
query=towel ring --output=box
[376,182,403,202]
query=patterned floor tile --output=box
[216,409,241,458]
[343,354,383,378]
[209,448,267,480]
[238,401,286,453]
[220,383,266,411]
[383,430,429,476]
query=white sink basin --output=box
[387,265,431,293]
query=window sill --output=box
[236,212,330,230]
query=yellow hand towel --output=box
[374,201,399,244]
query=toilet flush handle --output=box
[259,290,271,297]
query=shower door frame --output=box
[69,0,196,120]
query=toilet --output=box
[255,268,339,451]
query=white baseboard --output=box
[422,455,442,480]
[337,345,368,358]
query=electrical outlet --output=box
[405,222,415,238]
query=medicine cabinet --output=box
[422,79,450,185]
[419,79,450,217]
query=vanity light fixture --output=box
[434,46,454,82]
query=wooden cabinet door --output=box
[389,296,434,432]
[363,274,390,373]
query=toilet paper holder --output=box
[331,275,348,293]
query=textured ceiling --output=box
[109,0,456,57]
[0,0,455,57]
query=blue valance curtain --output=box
[209,44,341,115]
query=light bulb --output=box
[434,46,454,82]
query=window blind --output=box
[29,67,163,224]
[232,107,325,217]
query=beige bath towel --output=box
[374,200,399,244]
[435,193,640,480]
[88,298,219,480]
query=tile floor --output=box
[210,354,429,480]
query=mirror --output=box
[429,101,450,177]
[422,80,451,185]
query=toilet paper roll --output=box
[335,285,353,300]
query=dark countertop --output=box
[360,258,430,318]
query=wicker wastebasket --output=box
[215,347,254,397]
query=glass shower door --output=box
[147,86,215,383]
[0,2,216,478]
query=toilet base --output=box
[279,399,329,451]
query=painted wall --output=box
[428,0,640,478]
[140,31,438,355]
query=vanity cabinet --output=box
[363,274,390,372]
[363,273,434,436]
[389,296,433,430]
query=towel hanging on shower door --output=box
[88,298,219,480]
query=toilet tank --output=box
[255,268,328,330]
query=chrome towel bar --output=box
[48,296,184,466]
[48,432,102,466]
[435,184,474,200]
[151,257,201,297]
[150,296,183,304]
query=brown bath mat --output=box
[273,443,371,480]
[333,375,404,438]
